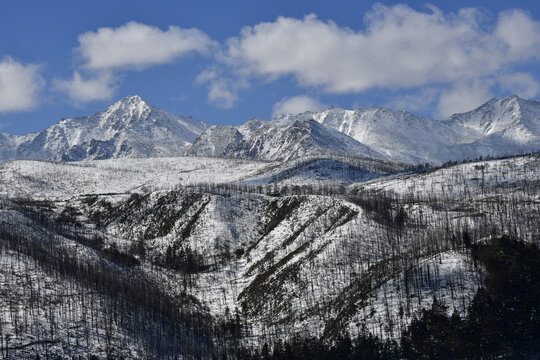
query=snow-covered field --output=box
[0,157,272,200]
[0,154,408,201]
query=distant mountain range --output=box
[186,118,384,161]
[0,94,538,164]
[261,95,540,164]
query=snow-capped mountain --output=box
[276,95,540,164]
[187,118,384,161]
[0,94,536,358]
[448,95,540,139]
[0,95,208,161]
[187,126,244,158]
[446,95,540,157]
[287,107,461,164]
[187,95,539,165]
[0,94,537,165]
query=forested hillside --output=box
[0,153,537,358]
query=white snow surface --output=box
[0,156,272,200]
[34,154,533,343]
[0,152,535,359]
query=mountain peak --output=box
[446,93,540,143]
[483,94,532,109]
[504,94,523,101]
[112,95,150,107]
[495,94,524,108]
[118,94,146,104]
[101,95,155,126]
[0,95,209,162]
[108,95,152,112]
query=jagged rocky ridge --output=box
[267,95,540,164]
[0,95,208,161]
[0,94,538,164]
[187,118,384,161]
[189,94,539,164]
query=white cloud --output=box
[57,21,216,104]
[219,4,540,115]
[272,95,326,117]
[495,9,540,60]
[437,81,493,118]
[53,71,116,103]
[196,67,246,108]
[196,67,219,84]
[498,72,540,99]
[386,88,439,113]
[0,57,44,112]
[206,79,238,109]
[77,21,215,70]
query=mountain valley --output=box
[0,95,538,358]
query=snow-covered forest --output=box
[0,151,538,358]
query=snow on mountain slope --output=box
[274,95,540,164]
[187,126,244,157]
[0,95,208,161]
[347,250,479,339]
[0,197,215,358]
[1,94,537,165]
[0,157,271,200]
[445,95,540,158]
[2,154,535,347]
[56,154,535,343]
[187,118,384,161]
[241,155,411,186]
[187,95,539,164]
[356,154,540,202]
[0,246,146,358]
[447,95,540,139]
[0,154,411,201]
[278,107,461,164]
[3,156,540,337]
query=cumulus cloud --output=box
[77,21,215,70]
[196,67,246,108]
[386,88,439,113]
[56,21,215,104]
[53,71,116,103]
[437,81,493,118]
[498,72,540,99]
[0,57,44,112]
[220,4,540,115]
[495,9,540,60]
[272,95,326,117]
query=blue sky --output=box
[1,0,540,134]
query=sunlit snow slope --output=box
[0,96,208,161]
